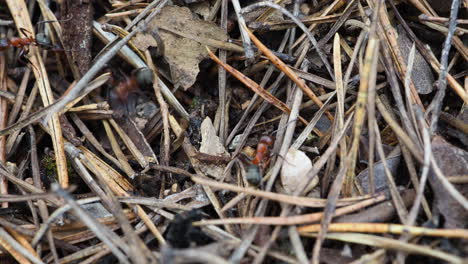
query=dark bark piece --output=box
[60,0,93,77]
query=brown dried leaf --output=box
[133,5,228,90]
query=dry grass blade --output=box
[0,53,7,205]
[195,194,386,226]
[52,184,131,264]
[302,233,464,264]
[103,120,135,177]
[145,51,170,165]
[368,0,424,108]
[7,0,68,188]
[241,2,334,79]
[310,36,349,264]
[344,15,380,196]
[191,175,370,208]
[109,119,149,169]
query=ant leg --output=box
[17,47,27,65]
[238,151,255,164]
[19,28,32,38]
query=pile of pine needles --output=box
[0,0,466,263]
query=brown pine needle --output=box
[243,25,334,121]
[206,47,308,125]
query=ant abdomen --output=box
[246,164,262,186]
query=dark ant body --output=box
[243,135,275,186]
[109,72,139,116]
[108,67,154,116]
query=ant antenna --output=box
[36,17,73,35]
[36,18,73,27]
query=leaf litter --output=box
[0,0,466,263]
[133,5,228,90]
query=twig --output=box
[145,51,170,165]
[427,0,460,133]
[231,0,255,62]
[195,194,386,226]
[0,227,43,264]
[298,223,468,239]
[52,184,131,264]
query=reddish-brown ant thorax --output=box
[252,135,274,166]
[115,76,138,103]
[9,37,36,48]
[109,74,140,116]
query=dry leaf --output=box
[281,147,315,194]
[397,25,434,94]
[133,5,228,90]
[357,154,401,194]
[430,136,468,228]
[190,1,211,19]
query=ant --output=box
[108,67,154,116]
[242,135,275,186]
[0,29,37,51]
[0,19,70,61]
[0,28,59,55]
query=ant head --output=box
[259,135,274,146]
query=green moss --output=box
[41,155,76,181]
[42,155,57,175]
[190,96,202,109]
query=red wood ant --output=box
[0,28,53,52]
[0,28,63,67]
[0,34,36,51]
[0,19,69,54]
[108,67,154,116]
[242,135,275,186]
